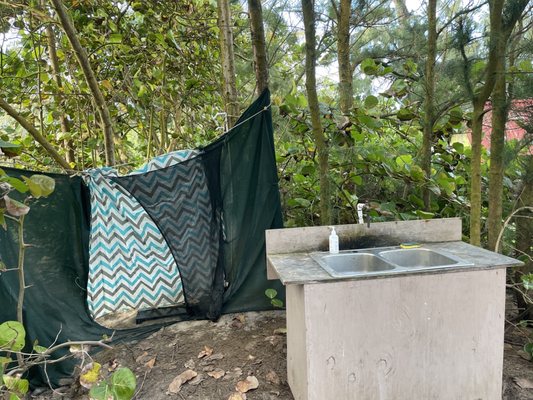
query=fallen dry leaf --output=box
[264,335,281,346]
[247,354,256,361]
[145,357,156,369]
[228,392,246,400]
[198,345,214,359]
[184,359,196,369]
[189,374,205,386]
[205,352,224,361]
[273,328,287,335]
[514,377,533,389]
[139,342,152,351]
[231,314,246,329]
[207,368,225,379]
[266,370,280,385]
[135,351,148,363]
[236,375,259,393]
[168,369,198,394]
[223,367,243,381]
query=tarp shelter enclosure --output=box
[0,89,285,386]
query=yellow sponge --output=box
[400,242,421,249]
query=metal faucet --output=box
[356,202,371,228]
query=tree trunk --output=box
[50,0,115,166]
[0,97,70,170]
[337,0,352,116]
[302,0,331,224]
[487,46,508,250]
[393,0,410,22]
[421,0,437,211]
[515,155,533,317]
[469,102,485,245]
[248,0,269,95]
[467,0,527,245]
[44,23,76,166]
[217,0,239,127]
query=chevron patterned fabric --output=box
[112,156,223,319]
[85,150,197,319]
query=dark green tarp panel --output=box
[202,89,285,312]
[0,170,162,387]
[0,89,284,387]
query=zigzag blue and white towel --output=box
[84,150,198,319]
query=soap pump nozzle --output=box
[328,226,339,254]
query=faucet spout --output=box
[356,202,371,227]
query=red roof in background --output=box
[477,99,533,151]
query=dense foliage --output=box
[0,0,531,248]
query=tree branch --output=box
[0,97,70,170]
[50,0,116,166]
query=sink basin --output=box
[310,246,474,278]
[378,248,461,268]
[312,253,396,277]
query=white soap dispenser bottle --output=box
[329,226,339,254]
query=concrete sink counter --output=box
[266,218,522,400]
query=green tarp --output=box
[0,89,284,387]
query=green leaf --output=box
[522,274,533,290]
[436,175,456,196]
[0,321,25,352]
[397,108,416,121]
[428,184,441,196]
[396,155,412,168]
[364,95,378,109]
[408,194,424,208]
[524,342,533,356]
[28,175,55,197]
[271,299,284,308]
[300,165,315,176]
[89,381,113,400]
[1,177,28,193]
[108,33,123,43]
[0,139,21,149]
[416,210,434,219]
[350,131,365,142]
[2,375,29,396]
[454,176,466,185]
[265,289,277,300]
[361,58,377,75]
[110,368,136,399]
[350,174,363,186]
[0,356,12,366]
[0,211,5,230]
[357,114,381,129]
[137,84,148,98]
[410,165,425,181]
[378,202,397,213]
[22,176,41,198]
[33,343,48,354]
[294,198,311,207]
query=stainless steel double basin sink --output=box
[310,247,473,278]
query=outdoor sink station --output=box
[266,218,522,400]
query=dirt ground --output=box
[32,295,533,400]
